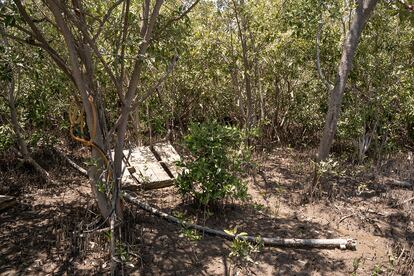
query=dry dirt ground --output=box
[1,147,413,275]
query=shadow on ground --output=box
[1,147,413,275]
[0,201,108,275]
[0,151,108,275]
[122,189,348,275]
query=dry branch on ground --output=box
[123,192,357,250]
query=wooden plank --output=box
[113,146,180,190]
[0,195,16,211]
[127,146,172,188]
[142,178,174,190]
[152,143,183,178]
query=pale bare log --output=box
[123,192,357,250]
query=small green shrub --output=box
[179,228,202,241]
[0,124,14,151]
[176,121,250,207]
[225,227,263,263]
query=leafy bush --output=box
[0,124,14,152]
[176,121,250,207]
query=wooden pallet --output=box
[121,142,182,190]
[152,143,182,178]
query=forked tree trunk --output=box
[47,1,113,219]
[317,0,379,161]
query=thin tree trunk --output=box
[7,78,52,180]
[1,26,53,183]
[317,0,379,161]
[232,0,254,129]
[250,32,264,121]
[229,31,245,123]
[48,0,112,218]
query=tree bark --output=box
[47,0,112,219]
[317,0,379,161]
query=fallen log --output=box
[18,156,58,185]
[123,192,356,250]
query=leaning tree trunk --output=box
[0,25,54,183]
[317,0,379,161]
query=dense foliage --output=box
[1,0,413,159]
[1,0,413,273]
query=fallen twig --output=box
[81,223,121,235]
[395,196,414,207]
[401,196,414,204]
[0,195,16,211]
[123,192,357,250]
[339,212,356,224]
[387,178,413,189]
[55,148,88,176]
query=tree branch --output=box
[316,15,333,91]
[92,0,125,41]
[164,0,200,26]
[62,3,124,102]
[109,53,178,136]
[119,0,131,87]
[397,0,414,12]
[13,0,73,81]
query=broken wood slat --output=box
[122,149,145,187]
[110,150,137,187]
[0,195,16,211]
[127,146,173,190]
[121,172,140,188]
[152,143,182,178]
[114,144,184,190]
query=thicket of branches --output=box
[1,0,413,273]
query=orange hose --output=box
[69,96,109,168]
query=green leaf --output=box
[4,15,16,27]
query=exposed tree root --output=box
[123,192,357,250]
